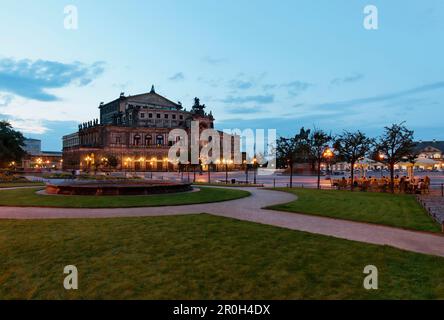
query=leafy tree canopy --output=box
[0,120,26,167]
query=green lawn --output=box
[0,182,45,188]
[268,188,441,233]
[0,187,249,208]
[1,214,444,299]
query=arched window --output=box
[133,134,141,146]
[156,135,164,146]
[145,135,152,146]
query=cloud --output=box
[221,94,274,104]
[197,76,223,88]
[262,80,312,95]
[228,72,267,90]
[331,73,364,85]
[229,78,253,90]
[202,56,227,65]
[225,106,264,114]
[1,113,78,150]
[168,72,185,81]
[8,118,49,134]
[0,58,105,102]
[319,81,444,109]
[0,94,13,106]
[281,81,313,96]
[262,83,277,91]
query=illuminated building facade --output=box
[62,86,239,171]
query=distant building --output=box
[21,138,63,169]
[62,86,240,171]
[414,140,444,160]
[23,138,41,155]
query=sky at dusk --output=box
[0,0,443,150]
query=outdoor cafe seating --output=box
[331,176,431,194]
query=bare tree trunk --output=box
[390,163,395,193]
[350,161,355,191]
[317,160,321,189]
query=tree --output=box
[333,131,374,190]
[309,129,332,189]
[107,155,118,170]
[275,128,311,188]
[0,121,26,168]
[374,122,415,193]
[276,136,297,188]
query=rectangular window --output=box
[179,115,183,120]
[140,113,145,118]
[164,114,169,119]
[149,113,153,118]
[157,114,161,119]
[172,114,176,119]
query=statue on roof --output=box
[150,85,156,94]
[192,97,206,116]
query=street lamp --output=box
[243,160,249,184]
[322,147,334,178]
[252,157,258,184]
[223,159,229,184]
[378,153,385,177]
[184,161,189,182]
[207,160,212,184]
[150,157,156,178]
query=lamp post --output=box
[187,161,190,182]
[253,157,257,185]
[207,161,212,184]
[150,158,155,179]
[243,160,249,184]
[322,147,334,179]
[223,159,229,184]
[378,153,385,177]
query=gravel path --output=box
[1,186,444,257]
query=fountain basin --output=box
[45,180,193,196]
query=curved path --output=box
[1,187,444,257]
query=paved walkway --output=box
[1,187,444,257]
[417,193,444,225]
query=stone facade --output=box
[63,86,239,171]
[414,140,444,160]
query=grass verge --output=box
[267,188,441,233]
[0,182,45,188]
[0,187,249,208]
[1,214,444,299]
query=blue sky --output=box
[0,0,443,150]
